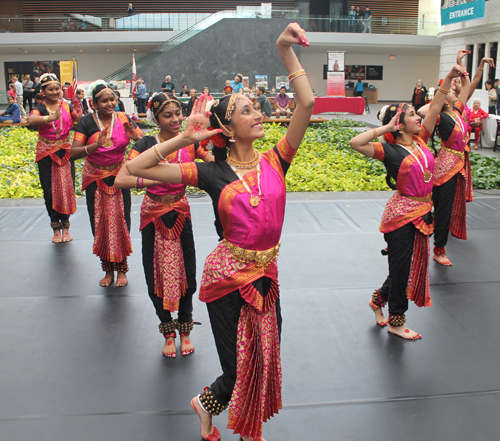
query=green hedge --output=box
[1,120,500,199]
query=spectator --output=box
[203,86,210,95]
[127,3,135,15]
[363,6,372,33]
[22,74,34,113]
[355,76,364,96]
[35,93,43,105]
[0,95,21,123]
[75,89,89,115]
[8,83,16,100]
[161,75,175,95]
[33,76,41,96]
[179,85,189,97]
[356,7,363,32]
[62,82,74,100]
[256,86,272,117]
[11,76,26,117]
[136,79,148,114]
[115,91,126,112]
[495,78,500,115]
[468,98,488,150]
[411,79,428,112]
[485,80,497,114]
[348,5,356,33]
[230,73,244,94]
[186,88,197,117]
[275,86,292,118]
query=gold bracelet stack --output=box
[438,87,450,95]
[372,128,378,140]
[288,69,306,82]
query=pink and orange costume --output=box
[178,136,296,439]
[370,125,435,326]
[74,112,142,274]
[432,101,473,258]
[128,136,210,337]
[32,100,77,230]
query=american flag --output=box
[72,57,78,96]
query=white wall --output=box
[301,51,440,102]
[0,52,147,90]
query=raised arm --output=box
[456,50,471,106]
[469,57,495,100]
[126,94,221,184]
[349,107,402,158]
[422,63,468,135]
[277,23,315,150]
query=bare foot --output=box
[52,230,62,243]
[162,336,177,358]
[99,271,114,287]
[115,271,128,287]
[190,396,218,440]
[433,253,452,266]
[388,324,422,340]
[180,334,195,356]
[62,228,73,243]
[369,300,388,327]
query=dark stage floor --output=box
[1,190,500,441]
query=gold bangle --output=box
[438,87,450,95]
[135,177,139,189]
[290,72,306,81]
[477,68,483,71]
[84,145,90,156]
[152,144,164,162]
[288,69,306,82]
[372,128,378,140]
[43,115,49,123]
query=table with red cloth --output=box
[312,97,365,115]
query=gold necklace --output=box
[228,161,262,207]
[397,140,432,183]
[96,111,115,148]
[226,151,260,169]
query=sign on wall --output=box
[4,61,62,89]
[441,0,485,25]
[345,65,366,80]
[366,65,383,81]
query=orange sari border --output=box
[275,135,296,164]
[81,159,121,191]
[179,162,198,187]
[140,192,191,231]
[372,142,384,161]
[73,131,87,144]
[406,230,432,307]
[380,192,433,234]
[35,135,72,163]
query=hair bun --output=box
[377,105,389,122]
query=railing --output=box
[0,11,439,36]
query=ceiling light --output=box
[24,50,28,53]
[79,49,83,52]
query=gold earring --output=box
[228,132,236,142]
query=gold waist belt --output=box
[404,193,432,203]
[87,159,123,171]
[147,190,185,204]
[39,135,71,145]
[223,239,281,268]
[440,145,465,161]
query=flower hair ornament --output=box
[377,105,389,123]
[88,79,116,101]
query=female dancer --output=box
[431,50,472,266]
[126,23,313,441]
[70,80,142,287]
[350,63,467,339]
[114,93,214,357]
[27,73,77,243]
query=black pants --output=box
[37,153,75,225]
[379,223,417,317]
[141,212,196,324]
[23,91,33,113]
[85,177,131,267]
[432,174,457,248]
[136,98,147,114]
[355,91,363,97]
[207,277,282,404]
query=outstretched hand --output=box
[124,121,139,140]
[276,22,309,48]
[182,94,222,144]
[481,57,496,69]
[456,49,471,66]
[449,63,469,79]
[97,125,109,147]
[53,103,62,121]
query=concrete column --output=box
[472,43,479,86]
